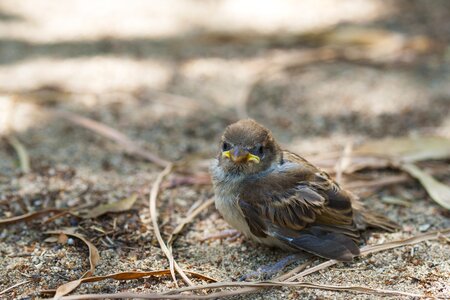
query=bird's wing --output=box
[238,151,360,261]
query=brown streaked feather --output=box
[238,199,267,238]
[352,198,400,232]
[238,150,363,260]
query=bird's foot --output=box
[239,253,302,281]
[201,229,242,242]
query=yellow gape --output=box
[222,150,260,164]
[222,150,231,159]
[246,153,260,163]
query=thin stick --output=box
[334,142,353,184]
[0,280,31,295]
[167,198,214,246]
[188,281,433,299]
[149,164,193,287]
[51,109,171,168]
[74,282,433,299]
[344,174,411,190]
[57,281,437,300]
[275,258,314,281]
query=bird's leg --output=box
[201,229,242,242]
[239,253,304,281]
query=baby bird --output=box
[210,119,398,261]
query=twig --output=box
[167,198,214,246]
[165,281,435,299]
[344,173,411,190]
[51,109,171,168]
[275,258,314,281]
[334,142,353,184]
[149,164,193,287]
[0,280,31,295]
[6,136,31,173]
[0,208,65,226]
[60,281,439,299]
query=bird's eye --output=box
[250,145,264,156]
[222,142,231,151]
[258,145,264,155]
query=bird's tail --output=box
[352,198,400,232]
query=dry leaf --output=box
[45,231,100,279]
[401,163,450,210]
[53,270,216,299]
[57,233,69,244]
[44,236,59,243]
[354,136,450,163]
[85,194,138,218]
[0,209,64,226]
[380,196,412,207]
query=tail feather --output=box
[271,226,360,261]
[352,200,400,232]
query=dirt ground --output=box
[1,1,450,299]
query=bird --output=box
[210,119,399,262]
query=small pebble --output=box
[419,224,431,232]
[67,238,75,245]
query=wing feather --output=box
[238,151,361,260]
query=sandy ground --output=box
[1,1,450,299]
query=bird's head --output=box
[217,119,281,175]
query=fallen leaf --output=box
[44,236,59,243]
[45,231,100,279]
[85,194,138,218]
[57,233,69,244]
[53,270,216,299]
[401,163,450,210]
[354,136,450,163]
[0,209,64,226]
[380,196,411,207]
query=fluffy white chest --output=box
[214,188,252,236]
[210,160,289,249]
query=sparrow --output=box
[210,119,398,261]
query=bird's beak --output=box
[222,147,260,164]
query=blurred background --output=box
[1,1,450,298]
[1,0,449,170]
